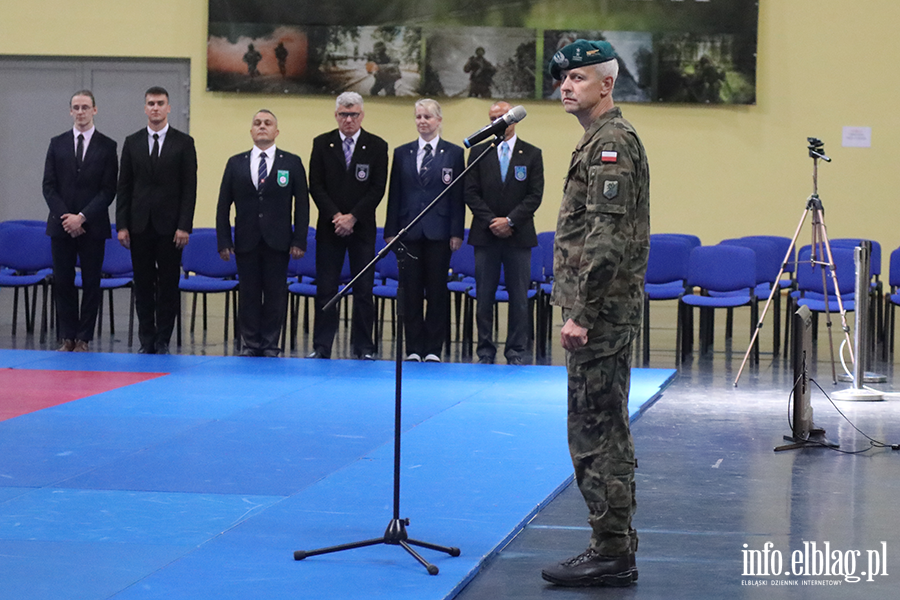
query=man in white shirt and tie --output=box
[215,109,309,357]
[307,92,389,359]
[42,90,119,351]
[464,100,545,365]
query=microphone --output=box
[463,105,527,148]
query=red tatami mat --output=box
[0,368,165,421]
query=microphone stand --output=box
[293,133,505,575]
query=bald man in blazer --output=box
[465,101,544,365]
[42,90,118,352]
[216,109,309,357]
[116,86,197,355]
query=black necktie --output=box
[258,152,267,189]
[420,143,433,182]
[151,133,160,165]
[76,134,84,169]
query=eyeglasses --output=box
[337,112,361,120]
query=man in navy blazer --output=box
[216,109,309,357]
[308,92,388,360]
[465,101,544,365]
[116,86,197,354]
[384,99,465,362]
[42,90,118,352]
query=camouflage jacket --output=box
[551,107,650,357]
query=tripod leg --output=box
[406,537,461,557]
[398,540,440,575]
[294,537,384,561]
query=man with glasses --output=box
[42,90,118,352]
[307,92,388,359]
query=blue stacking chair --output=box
[75,235,135,342]
[177,229,239,346]
[372,249,399,347]
[464,248,543,358]
[719,237,782,354]
[0,223,53,342]
[536,231,555,355]
[883,247,900,357]
[285,234,316,349]
[831,238,882,345]
[680,245,757,361]
[790,245,856,345]
[643,236,692,365]
[448,236,476,354]
[652,233,701,250]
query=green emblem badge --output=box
[277,170,289,187]
[603,180,619,199]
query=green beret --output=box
[548,39,618,81]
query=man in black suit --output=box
[216,109,309,357]
[308,92,388,359]
[116,86,197,354]
[465,101,544,365]
[42,90,118,352]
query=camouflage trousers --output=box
[566,340,638,556]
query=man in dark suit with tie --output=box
[465,100,544,365]
[215,109,309,357]
[42,90,118,352]
[307,92,388,359]
[384,99,466,362]
[116,86,197,354]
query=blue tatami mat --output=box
[0,351,674,600]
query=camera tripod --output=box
[734,138,854,386]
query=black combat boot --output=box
[541,548,637,587]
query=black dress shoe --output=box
[239,348,259,357]
[506,356,525,366]
[306,350,327,359]
[477,355,494,365]
[262,349,281,358]
[155,342,170,355]
[541,549,636,587]
[138,345,156,355]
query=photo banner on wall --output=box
[207,0,758,104]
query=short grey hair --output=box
[595,59,619,85]
[336,92,364,110]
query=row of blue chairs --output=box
[644,233,887,366]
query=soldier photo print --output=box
[207,0,757,104]
[421,28,536,99]
[207,23,314,94]
[311,26,421,97]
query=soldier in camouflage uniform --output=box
[541,39,650,588]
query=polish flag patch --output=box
[601,151,618,163]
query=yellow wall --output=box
[4,0,900,263]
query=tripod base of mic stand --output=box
[837,371,887,384]
[774,428,839,452]
[293,518,460,575]
[831,386,884,402]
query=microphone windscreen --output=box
[509,105,527,123]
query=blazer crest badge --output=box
[514,166,527,181]
[277,170,289,187]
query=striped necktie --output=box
[420,143,433,182]
[343,137,353,168]
[258,152,268,189]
